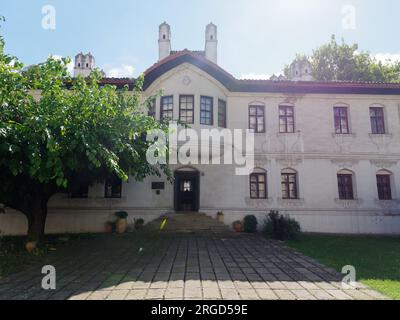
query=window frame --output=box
[281,172,298,200]
[104,176,122,199]
[218,99,227,128]
[333,106,350,134]
[248,105,265,133]
[377,174,392,200]
[200,96,214,126]
[250,172,267,199]
[160,95,174,121]
[279,105,295,133]
[179,95,195,124]
[370,107,386,134]
[337,174,354,200]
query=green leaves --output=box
[288,35,400,83]
[0,36,171,209]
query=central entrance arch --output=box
[174,167,200,212]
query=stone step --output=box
[145,212,230,233]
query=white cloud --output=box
[374,53,400,65]
[239,73,271,80]
[102,64,135,78]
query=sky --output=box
[1,0,400,79]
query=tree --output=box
[0,33,170,243]
[285,35,400,82]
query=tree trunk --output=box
[27,196,49,242]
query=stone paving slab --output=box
[0,232,388,300]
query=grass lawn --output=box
[286,234,400,300]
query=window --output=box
[179,95,194,124]
[249,105,265,133]
[69,179,89,199]
[281,170,298,199]
[148,100,156,118]
[377,174,392,200]
[200,96,213,125]
[105,176,122,199]
[370,107,386,134]
[160,96,173,121]
[334,106,349,134]
[337,174,354,200]
[250,172,267,199]
[218,99,227,128]
[279,105,295,133]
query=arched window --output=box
[376,170,392,200]
[250,169,267,199]
[337,169,354,200]
[281,168,298,199]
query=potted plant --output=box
[115,211,128,234]
[134,218,145,230]
[25,236,37,253]
[216,211,224,223]
[232,220,243,232]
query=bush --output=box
[115,211,128,219]
[134,218,145,229]
[243,215,258,233]
[263,210,301,240]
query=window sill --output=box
[334,198,363,208]
[331,133,356,138]
[369,133,393,138]
[277,198,305,207]
[245,197,272,208]
[374,199,399,209]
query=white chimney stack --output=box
[205,23,218,64]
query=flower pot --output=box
[116,218,127,234]
[233,222,243,233]
[216,213,224,223]
[105,222,113,233]
[25,241,37,253]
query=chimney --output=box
[205,23,218,64]
[158,22,171,61]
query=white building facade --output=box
[1,23,400,235]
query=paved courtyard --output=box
[0,232,387,300]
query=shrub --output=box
[243,215,258,233]
[134,218,145,229]
[263,210,301,240]
[115,211,128,219]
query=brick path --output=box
[0,232,387,300]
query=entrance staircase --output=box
[144,212,232,235]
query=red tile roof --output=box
[99,50,400,94]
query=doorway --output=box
[174,170,200,212]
